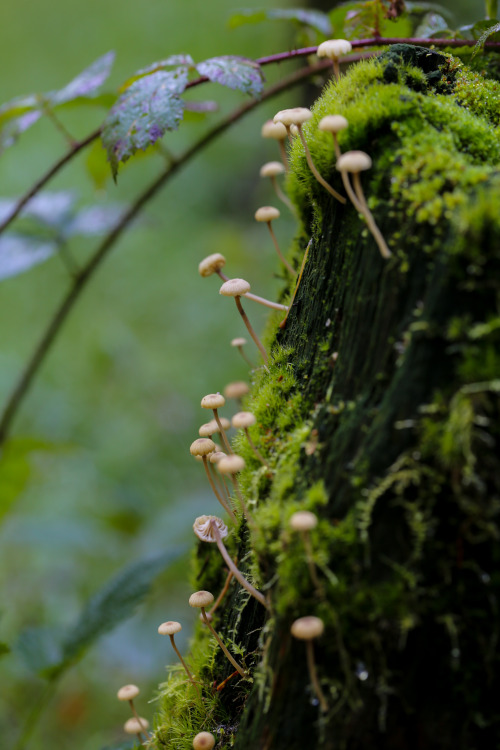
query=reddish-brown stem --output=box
[212,409,233,454]
[278,139,289,172]
[169,636,201,697]
[305,641,328,712]
[128,700,149,738]
[210,520,268,608]
[200,607,246,676]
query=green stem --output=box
[486,0,498,19]
[14,678,58,750]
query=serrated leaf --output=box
[0,438,53,521]
[101,70,188,178]
[415,12,450,38]
[121,54,195,89]
[196,56,264,98]
[0,235,56,281]
[228,8,332,35]
[48,51,115,106]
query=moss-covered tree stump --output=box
[154,45,500,750]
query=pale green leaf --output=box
[196,56,264,98]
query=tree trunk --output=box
[155,45,500,750]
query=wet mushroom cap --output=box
[255,206,280,222]
[336,150,372,173]
[318,115,349,133]
[193,514,229,542]
[201,393,226,409]
[217,454,245,474]
[291,615,325,640]
[198,253,226,277]
[260,161,286,177]
[190,438,216,456]
[317,39,352,59]
[124,717,149,734]
[220,278,251,297]
[289,510,318,531]
[189,590,215,608]
[117,684,140,701]
[224,380,250,399]
[158,620,182,636]
[193,731,216,750]
[274,107,312,126]
[261,120,287,139]
[232,411,257,429]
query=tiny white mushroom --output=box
[158,621,200,696]
[261,119,289,171]
[317,39,353,81]
[189,589,246,676]
[260,161,294,212]
[291,616,328,712]
[220,279,269,367]
[232,411,269,468]
[190,437,236,520]
[255,205,294,275]
[200,393,233,454]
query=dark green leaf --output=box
[101,70,188,178]
[15,626,64,674]
[0,438,53,520]
[48,51,115,106]
[0,235,57,281]
[228,8,332,35]
[473,21,500,55]
[415,12,450,38]
[196,56,264,98]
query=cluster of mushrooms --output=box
[115,38,391,748]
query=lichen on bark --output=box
[153,45,500,750]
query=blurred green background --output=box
[0,0,484,748]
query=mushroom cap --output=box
[189,590,215,608]
[198,252,226,277]
[209,450,227,464]
[290,615,325,640]
[230,337,247,348]
[193,731,216,750]
[260,161,286,177]
[336,150,372,173]
[274,107,312,126]
[124,716,149,734]
[318,115,349,133]
[289,510,318,531]
[201,393,225,409]
[317,39,352,59]
[217,454,245,475]
[289,124,299,137]
[232,411,257,429]
[158,620,182,636]
[193,514,228,542]
[261,119,287,139]
[220,278,251,297]
[255,205,280,222]
[199,418,230,437]
[117,684,140,701]
[224,380,250,399]
[190,437,216,457]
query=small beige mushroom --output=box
[336,151,391,259]
[217,453,257,528]
[223,380,250,402]
[289,510,324,595]
[255,205,294,275]
[232,411,269,468]
[198,417,230,439]
[230,337,254,369]
[189,590,246,676]
[261,119,289,171]
[158,620,200,696]
[317,39,353,81]
[190,437,236,521]
[220,279,269,367]
[274,109,345,205]
[318,115,348,159]
[200,393,233,454]
[193,731,216,750]
[194,515,268,608]
[260,161,294,212]
[117,684,147,735]
[124,715,149,744]
[291,616,328,712]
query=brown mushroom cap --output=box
[317,39,352,59]
[158,620,182,636]
[189,590,215,608]
[190,438,216,457]
[336,150,372,173]
[231,411,257,429]
[198,253,226,277]
[217,454,245,475]
[117,684,140,701]
[261,119,287,139]
[220,278,251,297]
[201,393,225,409]
[291,615,325,640]
[274,107,312,126]
[255,205,280,222]
[260,161,286,177]
[193,731,216,750]
[193,514,229,542]
[224,380,250,399]
[124,716,149,734]
[318,115,349,133]
[289,510,318,531]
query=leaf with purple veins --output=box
[196,56,264,98]
[48,52,116,106]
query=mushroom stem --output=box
[234,296,269,367]
[210,520,268,609]
[128,702,148,737]
[216,269,229,282]
[266,220,295,276]
[301,530,325,596]
[305,640,329,712]
[279,239,311,329]
[209,568,234,617]
[245,292,288,311]
[278,139,289,172]
[332,58,341,82]
[244,427,270,469]
[352,172,391,259]
[339,169,364,213]
[212,409,233,454]
[200,607,246,676]
[270,175,295,213]
[169,637,201,697]
[330,133,342,160]
[202,456,236,521]
[296,126,346,204]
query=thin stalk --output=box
[128,700,151,738]
[217,268,287,310]
[202,456,236,521]
[234,296,269,368]
[228,475,258,531]
[168,636,201,697]
[352,172,391,259]
[212,410,233,455]
[305,641,329,712]
[301,530,325,597]
[297,125,346,204]
[200,607,246,676]
[278,139,289,172]
[270,174,295,213]
[266,221,295,275]
[210,521,268,609]
[235,342,254,369]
